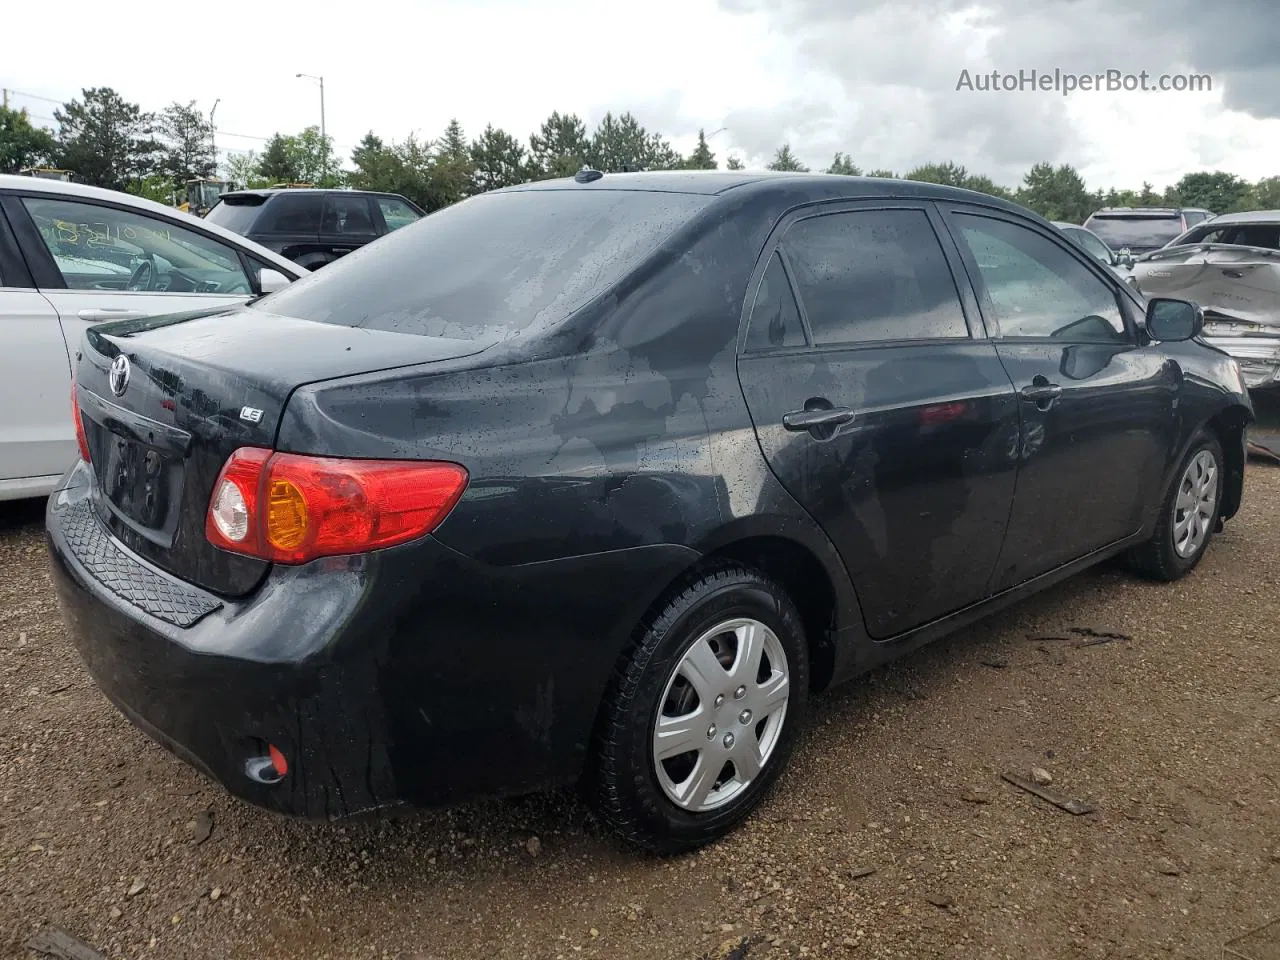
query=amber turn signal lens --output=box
[266,478,309,550]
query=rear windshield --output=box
[1085,215,1183,251]
[205,198,265,234]
[254,188,713,340]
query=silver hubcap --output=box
[1173,449,1218,559]
[652,618,790,813]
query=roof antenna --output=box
[575,167,604,183]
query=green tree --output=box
[154,101,215,186]
[767,144,809,172]
[682,129,717,170]
[726,155,744,170]
[1251,176,1280,209]
[905,161,969,187]
[258,134,301,183]
[1173,171,1249,214]
[54,87,157,190]
[1138,181,1159,205]
[0,106,57,174]
[866,169,897,178]
[430,118,474,206]
[257,128,337,186]
[529,111,591,179]
[223,149,270,189]
[826,152,861,176]
[1015,163,1093,222]
[588,112,681,171]
[470,124,528,193]
[959,174,1012,200]
[127,174,176,204]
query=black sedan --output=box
[48,171,1253,854]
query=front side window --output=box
[376,197,422,232]
[955,214,1127,342]
[21,197,251,295]
[779,209,968,345]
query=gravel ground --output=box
[2,463,1279,960]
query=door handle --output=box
[1019,382,1063,409]
[783,407,856,431]
[78,308,146,322]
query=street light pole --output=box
[295,73,326,180]
[210,99,220,178]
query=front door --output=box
[943,207,1178,590]
[737,203,1021,639]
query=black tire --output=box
[1127,428,1224,581]
[588,565,809,855]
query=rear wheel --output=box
[589,566,809,855]
[1127,429,1224,581]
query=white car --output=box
[0,174,307,501]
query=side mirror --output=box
[258,268,291,295]
[1116,249,1135,269]
[1145,297,1203,342]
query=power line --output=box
[5,88,354,152]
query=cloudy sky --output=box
[4,0,1278,190]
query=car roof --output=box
[1188,209,1280,225]
[220,188,410,200]
[0,173,306,278]
[499,170,1034,216]
[1088,207,1210,216]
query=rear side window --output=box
[321,195,376,235]
[204,198,264,234]
[745,254,805,351]
[376,196,421,232]
[780,209,968,345]
[1183,211,1209,226]
[254,194,323,233]
[256,189,713,340]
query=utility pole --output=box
[295,73,326,180]
[2,89,9,109]
[210,98,220,178]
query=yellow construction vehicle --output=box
[178,177,234,217]
[19,167,73,182]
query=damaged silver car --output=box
[1130,210,1280,392]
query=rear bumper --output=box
[46,463,696,819]
[1205,335,1280,391]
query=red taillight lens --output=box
[72,381,91,464]
[205,448,468,564]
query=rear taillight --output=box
[72,381,91,464]
[205,448,468,564]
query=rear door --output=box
[737,201,1021,639]
[2,193,264,480]
[0,202,68,485]
[320,194,379,258]
[942,206,1177,589]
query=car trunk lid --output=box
[73,306,491,597]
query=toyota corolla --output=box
[47,171,1253,854]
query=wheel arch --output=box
[621,517,862,694]
[1202,401,1251,521]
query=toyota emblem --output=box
[108,355,131,397]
